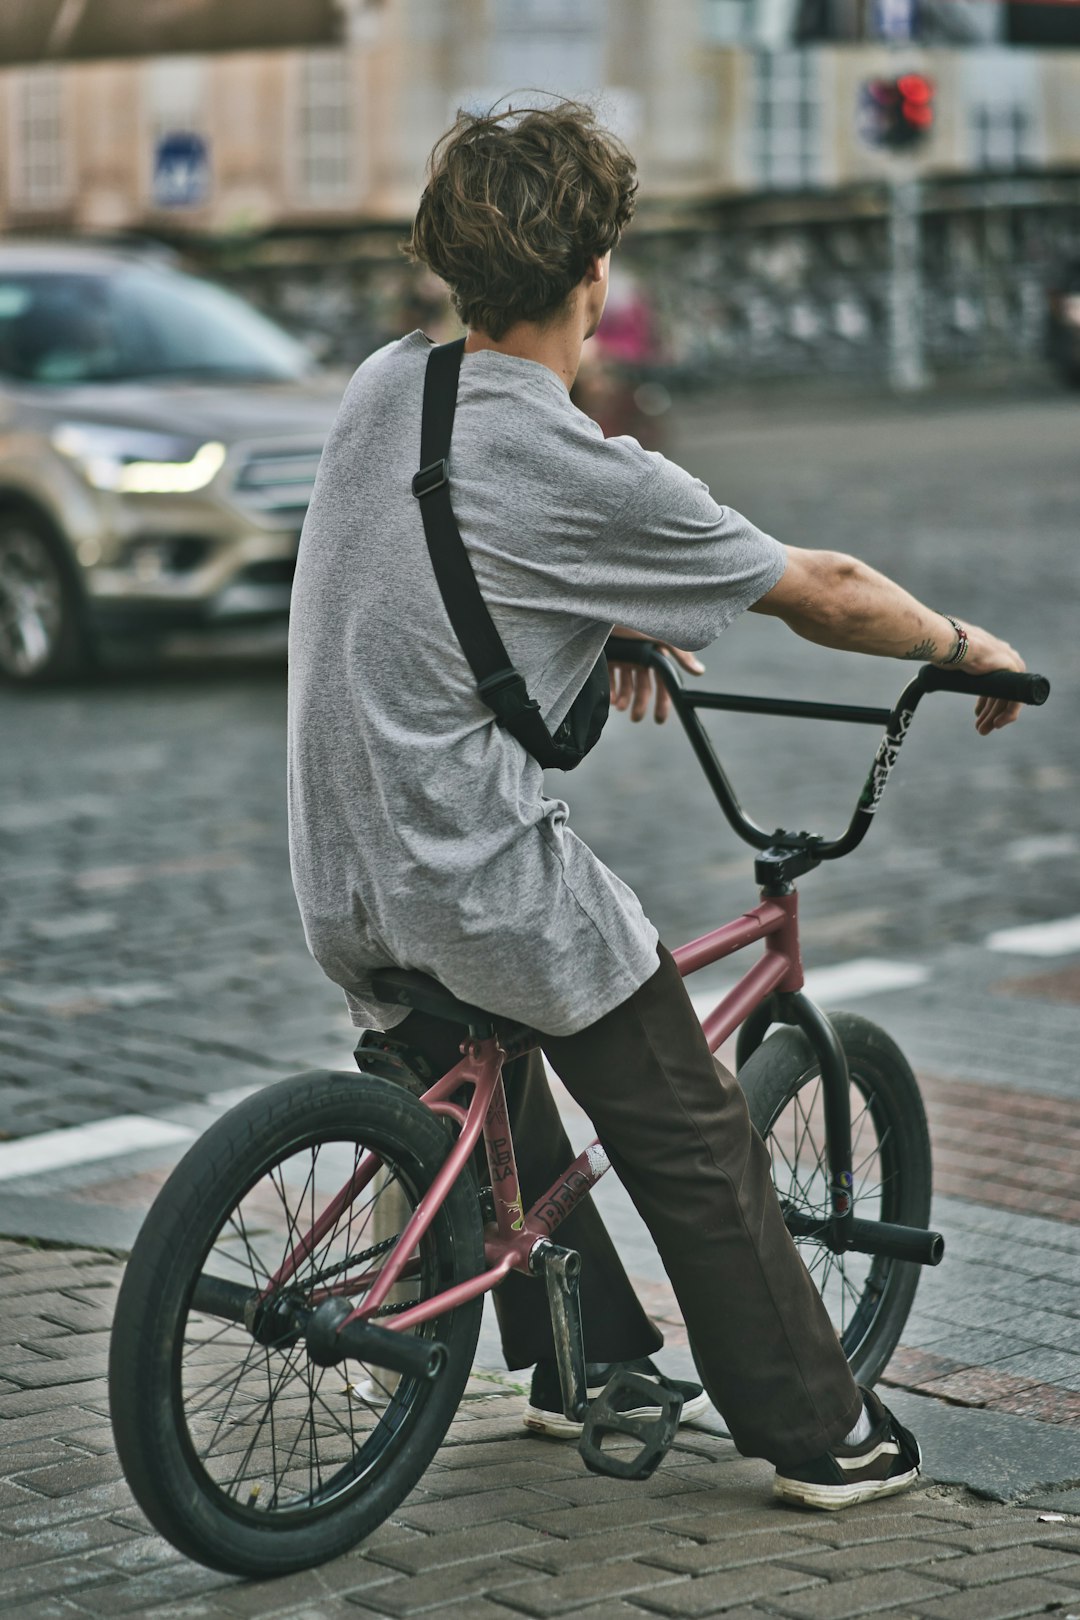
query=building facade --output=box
[1,0,1080,236]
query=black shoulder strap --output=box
[412,338,573,768]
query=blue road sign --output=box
[152,131,210,208]
[873,0,917,42]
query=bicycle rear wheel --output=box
[736,1011,931,1388]
[109,1070,483,1578]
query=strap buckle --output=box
[411,459,449,499]
[478,667,541,723]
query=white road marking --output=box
[0,1117,195,1182]
[1003,834,1078,867]
[986,915,1080,957]
[1,980,170,1011]
[206,1085,264,1108]
[688,957,928,1022]
[28,913,118,942]
[804,958,929,1002]
[0,795,112,832]
[0,952,932,1185]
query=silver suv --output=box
[0,242,346,683]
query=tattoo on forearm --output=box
[902,638,937,661]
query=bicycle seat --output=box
[370,967,535,1044]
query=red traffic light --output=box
[896,73,932,104]
[897,73,934,130]
[859,72,934,148]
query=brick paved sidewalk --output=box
[1,1239,1079,1620]
[2,376,1078,1615]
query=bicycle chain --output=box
[369,1297,421,1318]
[301,1232,399,1288]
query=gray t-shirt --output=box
[287,331,785,1037]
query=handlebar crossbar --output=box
[688,691,892,727]
[604,636,1050,878]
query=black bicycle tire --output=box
[735,1011,932,1388]
[109,1069,484,1577]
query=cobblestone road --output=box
[1,383,1077,1616]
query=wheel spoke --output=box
[849,1102,872,1166]
[184,1337,264,1420]
[265,1345,331,1505]
[791,1080,820,1186]
[226,1206,271,1288]
[771,1120,819,1212]
[183,1316,249,1359]
[227,1339,309,1504]
[852,1125,890,1186]
[268,1156,318,1282]
[196,1338,264,1455]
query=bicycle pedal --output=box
[578,1369,683,1481]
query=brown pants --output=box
[394,944,862,1467]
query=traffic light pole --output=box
[887,168,928,393]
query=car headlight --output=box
[51,423,227,494]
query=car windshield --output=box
[0,265,312,385]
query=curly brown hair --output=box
[404,100,638,341]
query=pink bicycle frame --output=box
[267,893,803,1338]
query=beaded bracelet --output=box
[938,614,969,666]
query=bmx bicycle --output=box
[108,643,1049,1577]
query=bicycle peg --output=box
[305,1297,447,1380]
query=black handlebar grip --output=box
[605,636,655,667]
[920,666,1050,706]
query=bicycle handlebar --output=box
[603,637,1051,871]
[916,665,1050,706]
[606,638,1049,708]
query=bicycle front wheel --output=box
[737,1011,932,1388]
[109,1070,484,1578]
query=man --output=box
[287,100,1025,1509]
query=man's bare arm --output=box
[750,547,1026,734]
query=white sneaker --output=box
[523,1356,712,1439]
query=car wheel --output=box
[0,512,92,684]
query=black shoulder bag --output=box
[411,337,609,772]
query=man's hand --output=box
[608,626,705,723]
[949,620,1027,737]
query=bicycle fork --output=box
[740,988,944,1267]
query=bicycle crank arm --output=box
[783,1210,945,1265]
[529,1239,588,1423]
